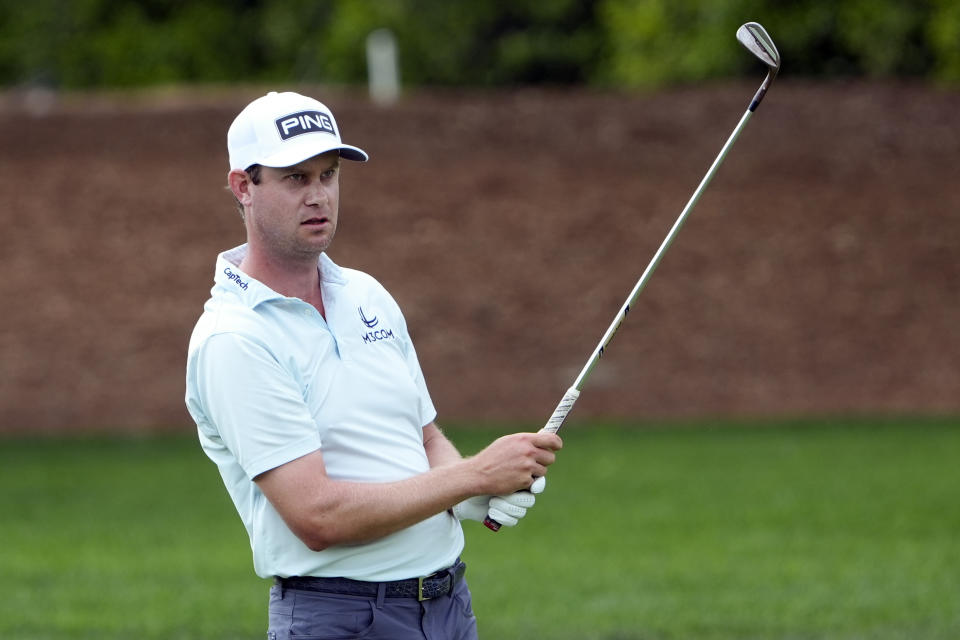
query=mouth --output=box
[301,216,329,227]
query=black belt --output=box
[276,561,466,602]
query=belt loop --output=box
[446,559,461,586]
[376,581,386,609]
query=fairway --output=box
[2,418,958,639]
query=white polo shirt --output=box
[185,244,463,581]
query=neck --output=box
[239,245,325,314]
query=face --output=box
[234,151,342,263]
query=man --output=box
[185,91,562,639]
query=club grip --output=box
[483,388,579,532]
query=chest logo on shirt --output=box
[359,306,396,344]
[358,306,379,328]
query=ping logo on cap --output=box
[275,110,336,140]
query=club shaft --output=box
[485,68,775,531]
[518,105,759,446]
[481,107,755,532]
[569,106,754,394]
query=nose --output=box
[305,182,329,207]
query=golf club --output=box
[484,22,781,531]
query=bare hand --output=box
[468,431,562,496]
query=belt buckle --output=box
[417,571,449,601]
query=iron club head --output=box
[737,22,781,75]
[737,22,780,111]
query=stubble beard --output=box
[252,216,338,268]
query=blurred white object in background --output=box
[366,28,400,106]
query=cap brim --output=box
[257,139,369,168]
[337,145,369,162]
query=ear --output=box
[228,169,254,206]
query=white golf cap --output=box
[227,91,368,171]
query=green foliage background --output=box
[1,0,959,89]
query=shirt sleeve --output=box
[192,331,322,479]
[391,300,437,428]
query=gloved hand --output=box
[487,476,546,526]
[451,477,547,527]
[451,495,491,523]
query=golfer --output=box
[185,91,562,639]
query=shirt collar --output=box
[318,252,347,287]
[213,244,346,308]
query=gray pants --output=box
[267,566,479,639]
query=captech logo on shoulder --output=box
[276,111,336,140]
[223,268,248,290]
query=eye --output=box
[321,167,338,180]
[285,173,306,183]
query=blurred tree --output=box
[596,0,759,88]
[0,0,256,87]
[0,0,956,89]
[304,0,602,86]
[835,0,931,77]
[595,0,946,87]
[928,0,960,82]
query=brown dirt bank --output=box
[1,80,957,432]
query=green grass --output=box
[2,417,958,639]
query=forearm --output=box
[309,423,466,546]
[299,461,477,548]
[423,422,464,468]
[257,430,561,551]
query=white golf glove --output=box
[451,495,492,523]
[451,476,547,527]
